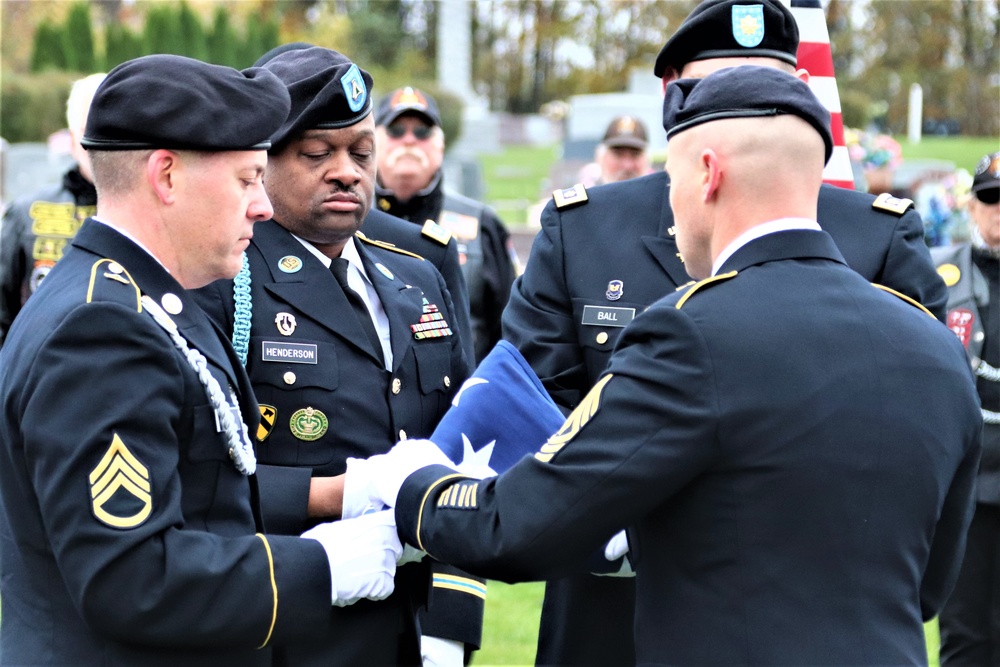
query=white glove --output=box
[604,529,629,561]
[343,439,457,518]
[595,529,635,578]
[302,510,402,606]
[421,635,465,667]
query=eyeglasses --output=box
[975,187,1000,205]
[386,123,432,140]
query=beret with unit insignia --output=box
[654,0,799,78]
[262,46,374,149]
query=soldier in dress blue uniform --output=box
[500,1,950,663]
[934,152,1000,665]
[0,54,404,667]
[349,65,981,667]
[192,47,484,667]
[251,43,476,366]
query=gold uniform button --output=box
[398,429,407,441]
[391,378,402,394]
[596,332,609,345]
[283,372,297,385]
[443,376,451,388]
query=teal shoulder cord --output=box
[232,252,252,366]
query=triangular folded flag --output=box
[431,340,565,475]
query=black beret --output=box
[663,66,833,164]
[253,42,314,67]
[262,47,374,149]
[81,54,290,152]
[375,87,442,128]
[654,0,799,78]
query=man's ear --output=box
[794,68,811,84]
[147,149,180,205]
[701,148,721,202]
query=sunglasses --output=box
[975,187,1000,205]
[386,123,432,140]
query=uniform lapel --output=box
[253,221,379,360]
[358,241,427,373]
[640,173,691,288]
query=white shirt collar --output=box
[712,217,822,276]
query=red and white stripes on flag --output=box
[787,0,855,189]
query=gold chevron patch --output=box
[257,404,277,442]
[89,433,152,529]
[535,374,613,463]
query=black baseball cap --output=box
[602,116,649,150]
[375,87,442,128]
[972,152,1000,204]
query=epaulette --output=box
[552,183,588,210]
[86,258,141,312]
[356,231,424,260]
[421,220,452,246]
[872,192,914,216]
[675,270,738,309]
[872,283,935,319]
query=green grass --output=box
[473,580,943,665]
[899,136,999,172]
[479,145,559,227]
[473,581,544,666]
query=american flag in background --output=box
[787,0,855,189]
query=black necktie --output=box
[330,257,383,358]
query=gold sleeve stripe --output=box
[87,259,141,310]
[675,271,738,309]
[432,573,488,599]
[872,283,935,319]
[255,534,278,649]
[416,473,470,552]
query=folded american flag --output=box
[431,340,565,475]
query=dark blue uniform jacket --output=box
[0,220,332,666]
[408,229,980,666]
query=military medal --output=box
[411,300,452,339]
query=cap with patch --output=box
[972,152,1000,193]
[376,87,441,128]
[602,115,648,150]
[262,46,374,149]
[663,66,833,164]
[81,54,290,152]
[654,0,799,78]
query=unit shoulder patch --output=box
[89,433,152,529]
[356,231,425,260]
[552,183,589,210]
[675,271,738,309]
[421,220,452,246]
[872,192,914,216]
[872,283,935,319]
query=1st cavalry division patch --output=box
[89,433,152,529]
[535,374,613,462]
